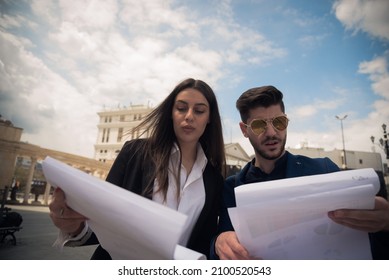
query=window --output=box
[106,128,110,142]
[102,129,106,142]
[132,127,140,138]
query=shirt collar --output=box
[245,152,287,184]
[171,142,208,172]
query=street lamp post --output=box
[383,124,389,160]
[336,115,348,169]
[371,123,389,160]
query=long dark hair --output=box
[136,78,226,200]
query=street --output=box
[0,204,97,260]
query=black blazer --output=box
[88,139,223,259]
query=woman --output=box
[49,78,226,259]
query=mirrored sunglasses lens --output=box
[272,116,288,130]
[251,120,267,135]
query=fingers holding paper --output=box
[49,187,87,235]
[215,231,256,260]
[328,196,389,233]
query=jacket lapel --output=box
[285,152,304,178]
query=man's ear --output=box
[239,122,249,138]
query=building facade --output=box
[0,114,110,205]
[0,117,23,190]
[287,147,384,172]
[94,105,152,164]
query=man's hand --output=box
[328,196,389,232]
[215,231,254,260]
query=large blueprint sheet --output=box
[228,168,379,259]
[42,156,205,260]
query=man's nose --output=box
[262,122,277,136]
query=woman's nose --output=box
[185,109,194,121]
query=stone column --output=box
[43,181,51,205]
[23,157,37,204]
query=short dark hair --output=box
[236,85,285,123]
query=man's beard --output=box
[250,136,286,160]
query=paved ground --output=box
[0,204,97,260]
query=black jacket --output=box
[88,139,223,259]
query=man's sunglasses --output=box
[244,115,289,135]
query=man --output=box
[212,85,389,259]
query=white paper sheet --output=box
[42,156,205,260]
[228,168,379,260]
[174,245,206,260]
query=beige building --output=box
[287,146,388,189]
[0,115,110,205]
[94,105,152,164]
[0,117,23,190]
[287,147,384,172]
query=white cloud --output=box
[49,21,100,58]
[41,0,284,106]
[290,98,342,119]
[336,54,389,159]
[0,27,97,156]
[330,0,389,160]
[59,0,118,29]
[357,56,389,158]
[31,0,60,27]
[333,0,389,41]
[0,14,35,29]
[293,105,318,118]
[11,0,387,163]
[119,0,197,37]
[359,56,389,100]
[0,29,35,49]
[298,34,328,49]
[287,131,338,150]
[1,0,287,158]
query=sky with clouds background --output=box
[1,0,388,162]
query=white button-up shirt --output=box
[152,143,207,246]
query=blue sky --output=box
[0,0,388,161]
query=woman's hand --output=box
[49,187,87,236]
